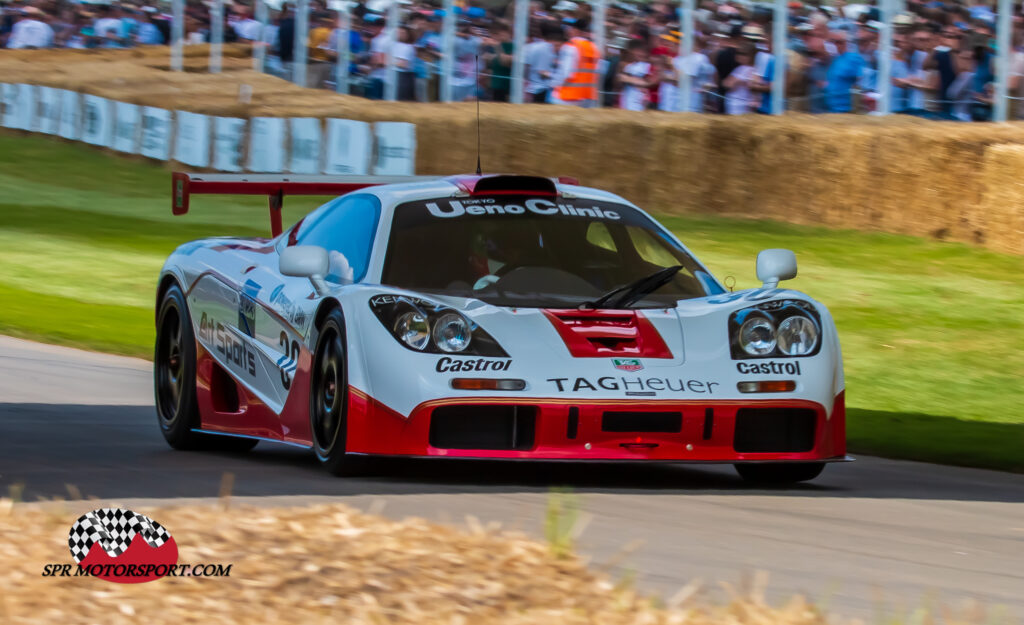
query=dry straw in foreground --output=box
[0,500,832,625]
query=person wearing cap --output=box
[7,6,54,49]
[550,16,600,106]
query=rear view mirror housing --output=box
[756,249,798,289]
[280,245,330,295]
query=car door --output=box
[258,193,385,411]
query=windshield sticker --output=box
[425,198,621,220]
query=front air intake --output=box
[733,408,816,453]
[429,405,537,450]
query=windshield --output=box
[380,195,723,308]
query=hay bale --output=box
[979,144,1024,254]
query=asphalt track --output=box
[1,335,1022,619]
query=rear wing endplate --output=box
[172,172,439,237]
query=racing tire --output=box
[310,308,367,476]
[154,284,257,453]
[734,462,825,484]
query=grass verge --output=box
[0,131,1022,470]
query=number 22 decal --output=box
[278,331,300,390]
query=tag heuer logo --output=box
[612,358,643,371]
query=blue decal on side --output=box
[239,294,257,338]
[242,278,262,298]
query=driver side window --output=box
[293,194,381,283]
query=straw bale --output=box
[978,144,1024,255]
[0,501,837,625]
[1,47,1023,254]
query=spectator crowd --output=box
[4,0,1024,119]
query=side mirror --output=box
[280,245,330,295]
[756,249,797,289]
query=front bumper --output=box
[345,389,847,462]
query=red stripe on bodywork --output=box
[542,309,673,358]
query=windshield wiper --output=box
[580,265,683,310]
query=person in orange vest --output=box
[549,17,600,107]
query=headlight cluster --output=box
[729,300,821,359]
[369,294,508,356]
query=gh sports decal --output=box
[199,312,256,377]
[735,361,802,375]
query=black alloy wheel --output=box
[310,308,367,476]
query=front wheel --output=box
[734,462,824,484]
[310,308,367,476]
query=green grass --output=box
[1,131,1022,471]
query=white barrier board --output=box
[58,89,80,140]
[213,117,247,172]
[289,117,322,174]
[140,107,172,160]
[113,102,141,153]
[323,119,372,175]
[36,86,61,135]
[81,95,113,146]
[174,111,210,167]
[373,122,416,175]
[0,84,15,128]
[12,83,36,130]
[248,117,285,173]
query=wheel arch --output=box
[155,273,183,324]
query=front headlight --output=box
[369,294,508,356]
[432,312,472,353]
[394,311,430,351]
[739,316,776,356]
[777,315,819,356]
[729,299,822,359]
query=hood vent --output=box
[542,309,673,358]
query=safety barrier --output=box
[0,82,416,176]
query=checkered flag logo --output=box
[68,508,172,564]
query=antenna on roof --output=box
[475,54,482,175]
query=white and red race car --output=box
[155,172,847,482]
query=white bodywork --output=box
[160,178,844,424]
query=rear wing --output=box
[172,172,440,237]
